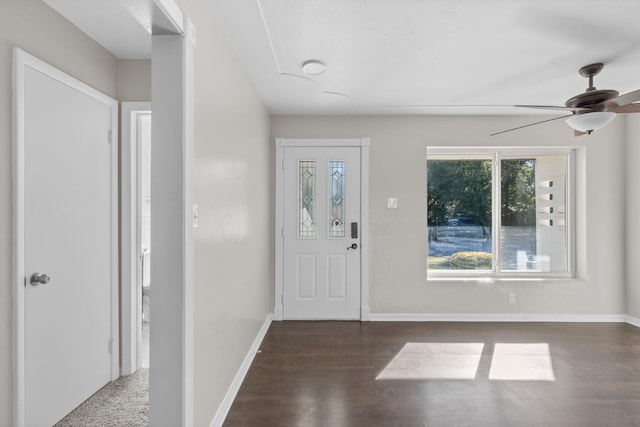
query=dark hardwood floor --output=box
[223,321,640,427]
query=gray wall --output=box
[627,115,640,319]
[117,59,151,102]
[175,1,273,425]
[272,115,627,316]
[0,0,119,424]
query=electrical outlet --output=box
[509,292,516,304]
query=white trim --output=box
[626,315,640,328]
[277,138,367,147]
[274,138,370,321]
[209,314,273,427]
[120,103,151,376]
[574,147,588,280]
[274,141,284,320]
[360,139,371,321]
[153,0,185,33]
[427,146,578,156]
[369,313,628,322]
[110,76,120,386]
[12,48,119,427]
[182,25,196,426]
[12,46,26,427]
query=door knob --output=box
[30,272,50,286]
[347,243,358,250]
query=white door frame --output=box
[12,47,120,426]
[274,138,371,321]
[121,102,151,376]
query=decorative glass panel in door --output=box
[329,161,345,238]
[298,160,316,238]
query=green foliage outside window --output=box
[427,159,492,228]
[501,159,536,226]
[427,159,536,229]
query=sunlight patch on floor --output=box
[488,343,556,381]
[376,343,484,380]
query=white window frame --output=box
[427,146,576,280]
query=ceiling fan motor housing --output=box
[565,89,619,110]
[565,63,618,110]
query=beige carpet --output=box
[55,369,148,426]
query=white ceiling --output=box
[44,0,640,115]
[213,0,640,115]
[43,0,152,59]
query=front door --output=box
[282,145,361,319]
[14,49,118,426]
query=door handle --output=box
[347,243,358,250]
[30,272,50,286]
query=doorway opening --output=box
[54,106,151,427]
[121,103,152,374]
[139,110,152,369]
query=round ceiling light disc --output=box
[302,60,326,75]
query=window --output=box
[298,160,316,238]
[427,148,573,278]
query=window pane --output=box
[299,160,316,238]
[501,157,567,271]
[427,160,492,270]
[329,161,345,238]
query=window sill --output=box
[426,271,577,283]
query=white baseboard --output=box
[209,313,273,427]
[626,315,640,328]
[369,313,628,323]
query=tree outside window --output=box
[427,150,568,275]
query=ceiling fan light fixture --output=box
[302,60,326,75]
[565,111,616,134]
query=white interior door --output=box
[283,146,361,319]
[14,49,118,427]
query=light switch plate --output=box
[387,198,398,209]
[193,204,199,228]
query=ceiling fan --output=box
[492,63,640,136]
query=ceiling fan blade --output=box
[601,89,640,108]
[515,105,591,113]
[490,115,571,136]
[607,103,640,113]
